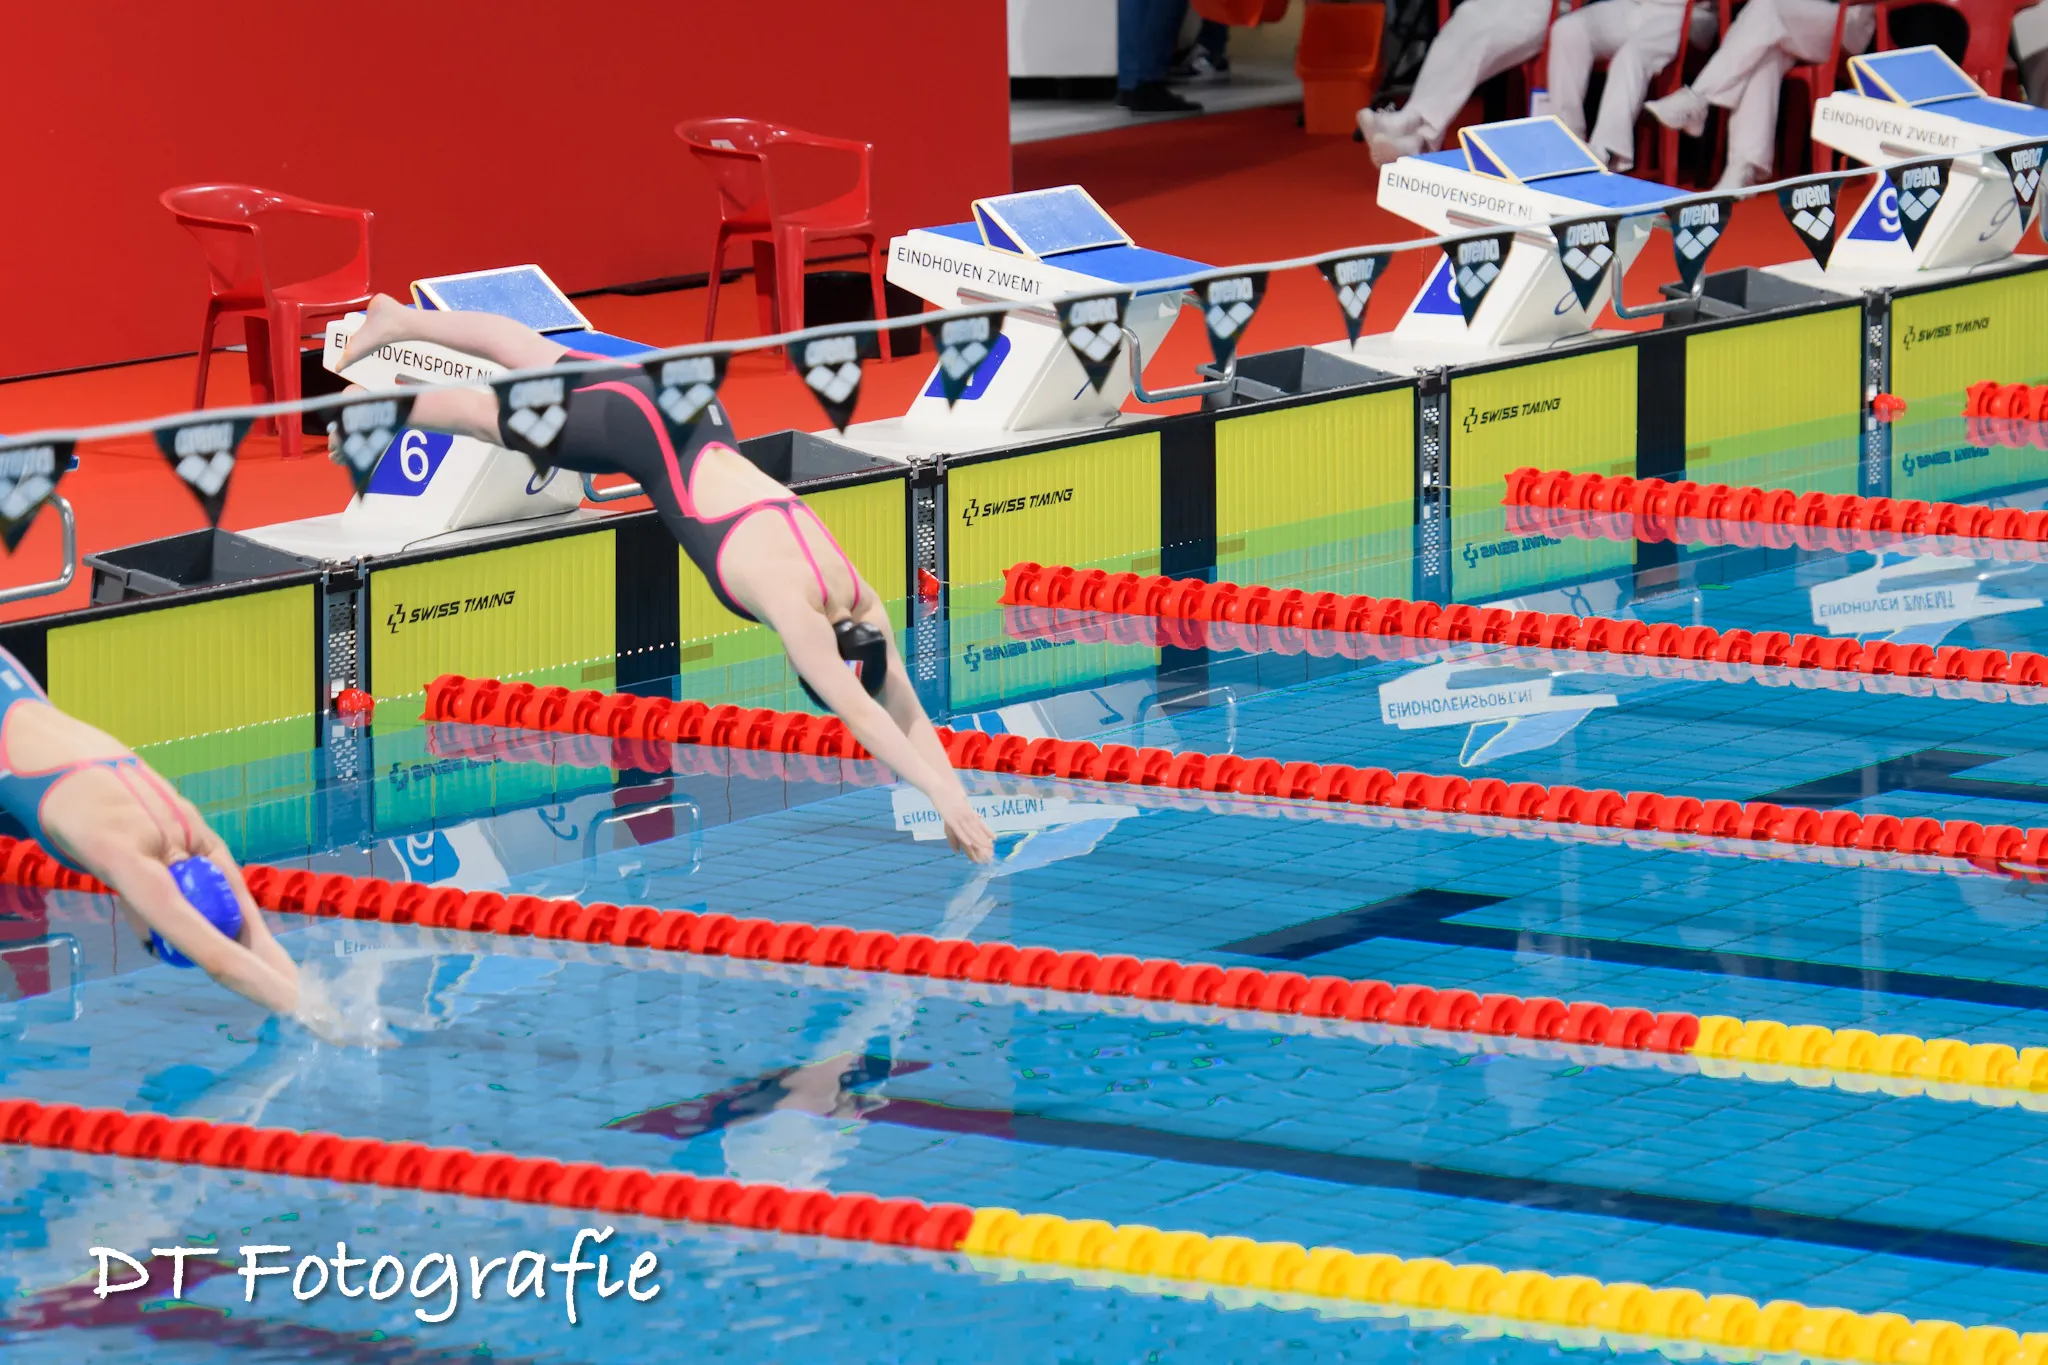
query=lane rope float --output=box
[0,1096,2029,1365]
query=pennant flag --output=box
[154,418,248,526]
[1058,293,1129,393]
[799,333,864,432]
[1885,159,1950,250]
[0,440,71,553]
[643,353,729,438]
[1665,196,1733,291]
[1444,232,1514,325]
[1994,143,2044,232]
[1777,180,1839,269]
[1199,272,1267,368]
[1550,214,1620,314]
[925,313,1004,407]
[495,373,571,466]
[327,394,414,498]
[1318,252,1390,346]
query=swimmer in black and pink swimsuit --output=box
[510,352,864,627]
[336,296,994,863]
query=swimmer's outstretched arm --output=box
[337,294,570,446]
[29,740,304,1018]
[758,591,994,864]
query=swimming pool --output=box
[6,435,2048,1361]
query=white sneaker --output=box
[1645,87,1708,138]
[1369,128,1430,166]
[1713,160,1764,192]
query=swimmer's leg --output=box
[341,381,502,446]
[341,293,568,374]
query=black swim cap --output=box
[800,619,890,710]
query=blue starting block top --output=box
[1421,116,1679,210]
[923,222,1208,295]
[405,264,650,357]
[1850,45,2048,136]
[413,265,591,334]
[1461,117,1604,182]
[971,185,1132,259]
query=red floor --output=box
[0,105,2010,620]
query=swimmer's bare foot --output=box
[338,293,413,372]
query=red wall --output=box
[0,1,1011,378]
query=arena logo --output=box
[958,486,1074,527]
[1897,315,1990,350]
[385,589,519,633]
[1461,396,1563,432]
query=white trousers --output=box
[1548,0,1719,167]
[1690,0,1874,179]
[1397,0,1554,144]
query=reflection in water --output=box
[1809,553,2043,644]
[1380,583,1630,767]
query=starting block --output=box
[243,265,651,560]
[1334,117,1674,368]
[842,185,1209,461]
[1802,46,2047,284]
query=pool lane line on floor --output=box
[418,675,2048,886]
[8,838,2048,1113]
[997,561,2048,698]
[1000,602,2048,712]
[0,1098,2028,1365]
[1505,466,2048,552]
[428,721,2040,894]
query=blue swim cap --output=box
[153,857,245,968]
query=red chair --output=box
[677,119,888,347]
[160,185,374,460]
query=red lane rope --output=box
[999,599,2047,711]
[0,833,1703,1055]
[424,721,2039,887]
[407,674,2048,871]
[1501,498,2048,568]
[0,1096,973,1250]
[996,561,2048,690]
[1504,465,2048,549]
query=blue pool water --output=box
[8,482,2048,1359]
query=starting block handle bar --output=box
[1121,292,1238,403]
[1610,268,1705,321]
[0,498,77,607]
[582,473,641,503]
[1609,215,1706,321]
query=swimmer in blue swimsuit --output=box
[339,296,993,863]
[0,647,307,1014]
